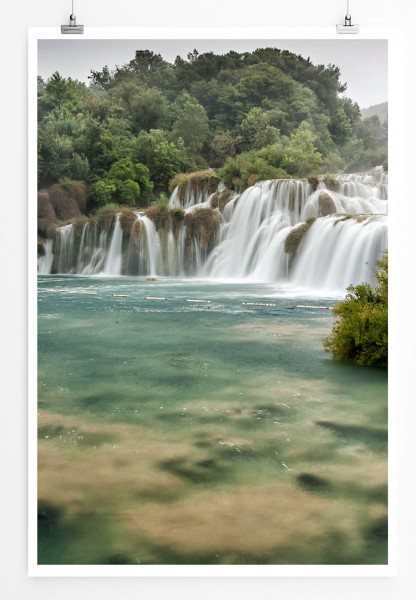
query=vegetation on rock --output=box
[184,208,221,251]
[324,255,388,367]
[169,170,221,197]
[284,218,316,255]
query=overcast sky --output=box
[38,39,387,109]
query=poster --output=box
[29,29,390,575]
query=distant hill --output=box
[361,102,388,123]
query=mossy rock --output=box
[335,214,368,226]
[145,205,171,230]
[71,180,87,213]
[73,216,89,237]
[284,218,315,255]
[308,175,320,191]
[169,170,220,199]
[119,209,137,234]
[210,189,234,213]
[318,192,337,216]
[37,218,58,239]
[37,236,46,257]
[184,208,221,251]
[96,211,115,231]
[323,174,340,192]
[38,190,57,221]
[49,183,81,221]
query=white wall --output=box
[1,1,415,599]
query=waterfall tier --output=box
[38,172,388,293]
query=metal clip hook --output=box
[61,2,84,34]
[336,1,359,33]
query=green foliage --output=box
[88,158,153,208]
[324,256,388,367]
[38,47,388,205]
[283,121,323,177]
[170,92,210,153]
[89,180,117,207]
[94,203,122,215]
[117,180,140,206]
[240,107,280,150]
[209,131,238,167]
[220,149,288,190]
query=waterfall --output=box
[290,215,388,293]
[204,179,311,279]
[102,216,123,275]
[38,239,54,274]
[40,171,388,293]
[81,226,108,275]
[168,180,213,209]
[138,215,164,276]
[56,224,76,273]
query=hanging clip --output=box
[336,1,359,33]
[61,2,84,34]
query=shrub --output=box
[323,255,387,367]
[220,151,289,191]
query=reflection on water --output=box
[37,276,387,565]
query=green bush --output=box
[324,255,387,367]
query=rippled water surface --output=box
[37,276,387,565]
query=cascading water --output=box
[38,239,54,274]
[168,180,213,209]
[102,216,123,275]
[290,215,387,292]
[204,179,311,279]
[40,172,388,294]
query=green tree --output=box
[110,81,169,132]
[240,108,281,150]
[324,255,387,367]
[171,92,210,153]
[210,131,238,166]
[283,121,323,177]
[89,180,117,206]
[329,108,353,145]
[117,180,141,205]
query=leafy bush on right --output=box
[324,255,387,367]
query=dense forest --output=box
[38,47,388,214]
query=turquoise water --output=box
[37,276,387,565]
